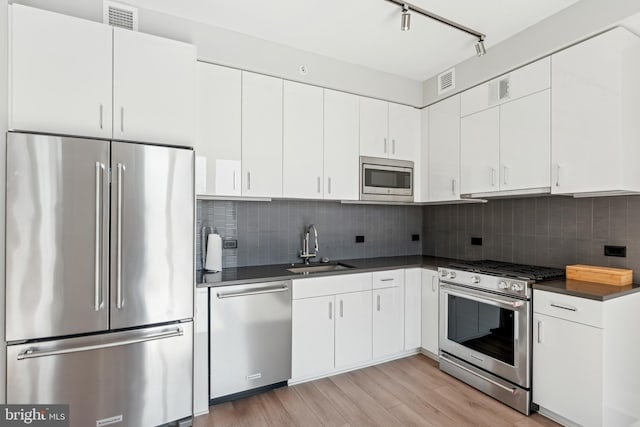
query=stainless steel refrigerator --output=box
[5,132,194,427]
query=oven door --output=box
[439,283,530,388]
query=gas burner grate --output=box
[448,260,565,282]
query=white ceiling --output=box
[126,0,580,81]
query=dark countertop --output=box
[196,255,457,287]
[533,279,640,301]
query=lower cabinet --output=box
[372,286,404,359]
[335,291,373,369]
[421,268,439,355]
[404,269,422,350]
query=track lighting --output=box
[401,5,410,31]
[475,39,486,57]
[384,0,487,57]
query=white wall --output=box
[422,0,640,105]
[0,0,8,405]
[12,0,423,106]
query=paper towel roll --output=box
[205,233,222,272]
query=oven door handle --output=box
[440,285,525,309]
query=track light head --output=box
[401,5,410,31]
[475,39,486,57]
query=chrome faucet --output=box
[299,224,318,264]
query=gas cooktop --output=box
[447,260,565,282]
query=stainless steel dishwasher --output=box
[209,281,292,402]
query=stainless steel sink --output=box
[287,262,354,274]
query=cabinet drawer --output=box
[372,269,404,289]
[293,273,372,299]
[533,290,603,328]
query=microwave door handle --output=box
[441,285,524,310]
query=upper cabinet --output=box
[551,28,640,196]
[195,62,242,196]
[283,81,324,199]
[113,28,196,147]
[460,58,551,196]
[9,4,113,139]
[9,5,196,147]
[427,95,462,202]
[359,98,420,162]
[242,72,283,198]
[324,90,360,201]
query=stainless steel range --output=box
[438,261,564,415]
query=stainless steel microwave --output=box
[360,156,414,202]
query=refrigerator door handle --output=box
[16,327,184,360]
[94,162,105,312]
[116,163,125,310]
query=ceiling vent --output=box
[103,1,138,31]
[437,68,456,95]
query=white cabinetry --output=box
[113,27,195,147]
[460,59,550,196]
[291,273,372,381]
[193,287,209,415]
[551,28,640,196]
[372,271,404,359]
[323,89,359,200]
[283,81,324,199]
[421,269,439,355]
[195,63,241,196]
[404,269,422,350]
[242,72,283,198]
[360,97,420,162]
[427,95,462,201]
[533,290,640,426]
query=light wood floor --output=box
[194,354,560,427]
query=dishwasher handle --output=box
[217,284,289,299]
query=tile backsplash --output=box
[196,200,423,269]
[422,195,640,282]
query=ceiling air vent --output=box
[103,1,138,31]
[437,68,456,96]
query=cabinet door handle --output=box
[537,321,544,344]
[317,177,321,193]
[451,179,456,195]
[384,138,387,153]
[503,166,508,185]
[247,172,251,190]
[377,295,381,311]
[329,301,333,319]
[555,165,561,187]
[340,300,343,318]
[99,104,103,130]
[120,107,124,133]
[491,168,496,186]
[233,171,236,190]
[550,303,577,312]
[328,177,332,194]
[392,139,396,154]
[431,275,437,292]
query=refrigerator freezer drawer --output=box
[210,281,292,400]
[7,322,193,427]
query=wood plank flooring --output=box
[194,354,560,427]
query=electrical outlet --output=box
[412,234,420,241]
[471,237,483,246]
[604,245,626,257]
[355,235,365,243]
[223,239,237,249]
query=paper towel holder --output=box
[201,225,214,269]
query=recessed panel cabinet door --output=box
[335,291,372,369]
[6,133,109,341]
[242,72,283,197]
[372,287,404,359]
[292,296,335,379]
[110,142,194,330]
[113,27,196,147]
[283,81,324,199]
[10,4,113,139]
[460,106,500,195]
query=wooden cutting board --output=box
[566,264,632,286]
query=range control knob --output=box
[511,283,524,292]
[440,269,448,278]
[448,271,457,279]
[498,281,510,290]
[471,276,481,284]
